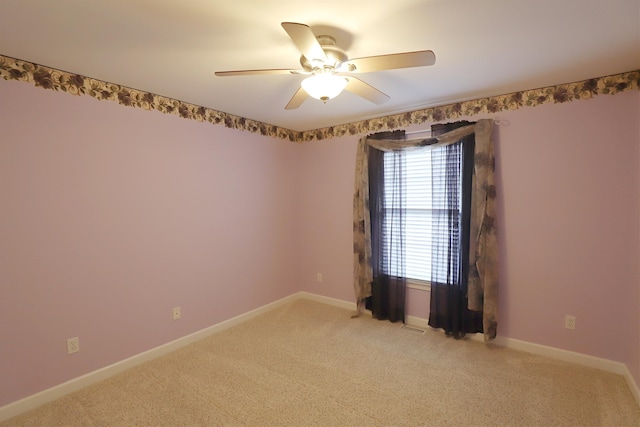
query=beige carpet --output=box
[3,299,639,426]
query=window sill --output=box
[406,279,431,291]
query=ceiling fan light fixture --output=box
[216,22,435,110]
[301,74,348,102]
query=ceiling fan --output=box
[215,22,436,109]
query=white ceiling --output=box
[0,0,638,132]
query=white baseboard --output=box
[2,291,638,421]
[406,314,429,329]
[297,291,357,312]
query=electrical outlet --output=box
[172,307,181,320]
[316,273,323,282]
[565,315,576,330]
[67,337,80,354]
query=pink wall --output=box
[1,75,638,408]
[297,90,640,384]
[493,91,639,380]
[295,136,357,303]
[0,79,300,406]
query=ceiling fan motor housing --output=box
[300,35,349,72]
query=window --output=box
[381,143,463,285]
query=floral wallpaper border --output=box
[305,70,640,142]
[1,54,638,143]
[0,54,301,142]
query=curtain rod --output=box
[404,129,433,136]
[404,118,504,136]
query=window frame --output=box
[380,142,463,290]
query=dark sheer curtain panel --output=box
[366,134,406,323]
[428,121,483,338]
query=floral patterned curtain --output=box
[353,119,498,341]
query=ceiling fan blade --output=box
[281,22,327,63]
[344,50,435,73]
[285,86,309,110]
[345,77,390,105]
[215,69,300,77]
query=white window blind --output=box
[382,144,462,283]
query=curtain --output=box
[353,119,498,341]
[367,133,406,322]
[428,121,483,337]
[468,120,499,340]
